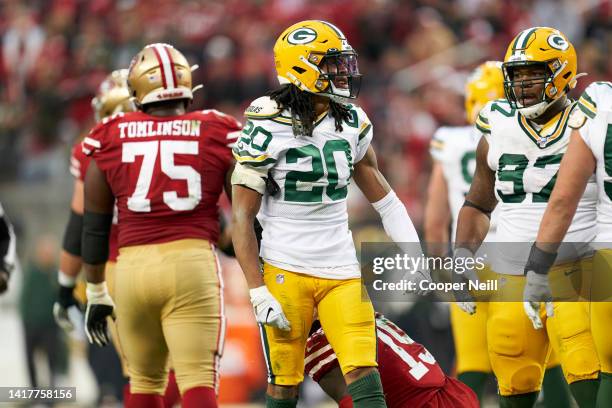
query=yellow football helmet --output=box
[465,61,505,124]
[502,27,578,119]
[91,69,135,122]
[127,43,195,106]
[273,20,361,102]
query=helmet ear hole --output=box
[563,71,572,79]
[293,66,306,74]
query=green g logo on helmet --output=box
[547,34,569,51]
[287,28,317,45]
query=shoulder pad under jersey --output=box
[568,103,588,129]
[244,96,282,120]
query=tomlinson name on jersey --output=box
[118,120,202,138]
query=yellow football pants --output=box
[591,249,612,373]
[260,263,377,385]
[487,261,599,396]
[114,239,224,395]
[450,264,496,374]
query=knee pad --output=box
[488,313,524,358]
[502,364,545,396]
[552,304,600,382]
[488,303,547,395]
[558,329,600,383]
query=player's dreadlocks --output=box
[268,84,352,137]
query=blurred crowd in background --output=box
[0,0,610,406]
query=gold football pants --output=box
[114,239,224,395]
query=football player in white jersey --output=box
[425,61,504,401]
[426,61,569,407]
[454,27,600,407]
[523,81,612,407]
[231,20,426,408]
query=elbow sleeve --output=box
[82,211,112,265]
[62,210,84,256]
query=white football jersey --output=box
[234,96,373,279]
[577,81,612,242]
[430,126,497,241]
[476,99,597,274]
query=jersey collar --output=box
[517,101,576,149]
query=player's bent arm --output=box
[424,162,451,256]
[455,137,496,252]
[82,160,114,284]
[231,184,265,288]
[535,130,595,253]
[353,146,421,245]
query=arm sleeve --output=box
[62,210,83,256]
[372,191,423,253]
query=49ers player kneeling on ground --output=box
[305,313,478,408]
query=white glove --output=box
[249,285,291,331]
[85,282,115,347]
[523,271,554,330]
[453,248,480,315]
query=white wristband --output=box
[249,285,270,300]
[58,270,77,287]
[86,282,109,302]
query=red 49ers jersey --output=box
[82,109,240,249]
[305,314,450,408]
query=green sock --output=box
[265,395,298,408]
[541,366,571,408]
[569,379,599,408]
[458,371,489,401]
[346,371,387,408]
[596,372,612,408]
[499,392,539,408]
